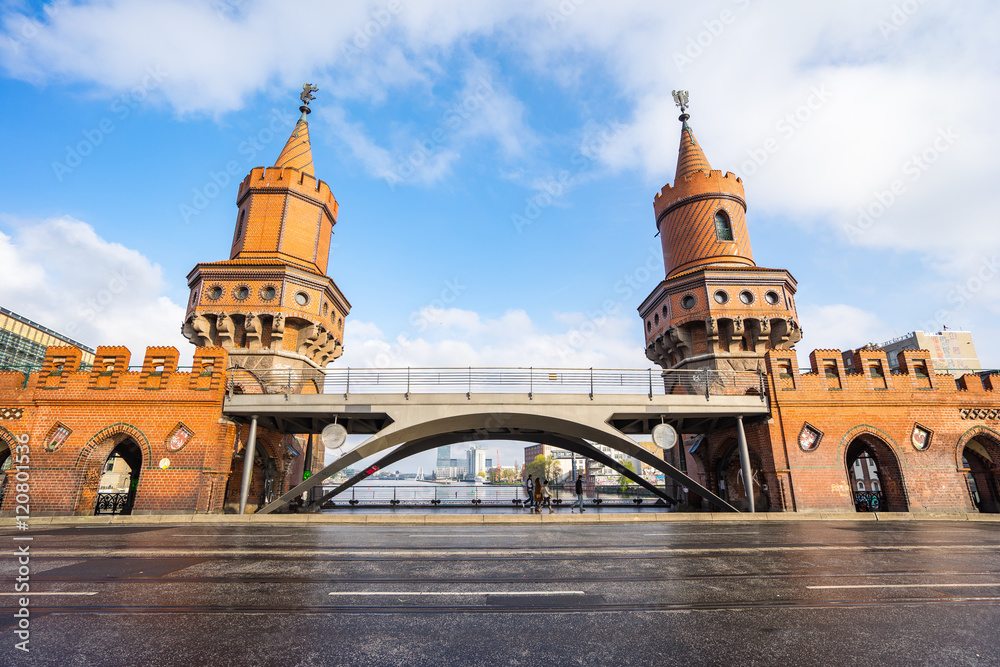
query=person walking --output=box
[533,476,544,513]
[542,479,554,514]
[524,474,534,510]
[572,472,585,512]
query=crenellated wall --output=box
[0,345,236,515]
[756,348,1000,513]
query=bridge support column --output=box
[736,415,755,513]
[238,415,259,515]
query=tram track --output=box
[2,595,1000,620]
[10,569,1000,586]
[10,542,1000,562]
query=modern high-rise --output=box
[0,307,95,370]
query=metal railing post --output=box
[345,367,350,399]
[405,367,410,399]
[648,368,653,399]
[467,366,472,399]
[529,366,533,400]
[705,371,710,401]
[589,367,594,400]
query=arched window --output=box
[857,481,866,491]
[714,210,733,241]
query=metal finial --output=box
[672,89,691,125]
[299,83,319,116]
[672,90,689,113]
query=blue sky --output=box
[2,0,998,472]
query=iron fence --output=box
[317,484,662,508]
[227,366,766,399]
[94,492,131,515]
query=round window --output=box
[714,290,729,304]
[261,286,276,301]
[681,294,696,309]
[739,291,754,305]
[765,291,780,305]
[295,292,309,306]
[234,286,250,300]
[207,285,223,300]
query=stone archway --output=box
[94,439,143,515]
[0,426,14,510]
[74,425,150,515]
[714,438,770,511]
[959,432,1000,514]
[844,434,908,512]
[224,429,283,513]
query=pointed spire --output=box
[674,115,712,181]
[671,89,712,181]
[274,84,319,174]
[274,114,315,175]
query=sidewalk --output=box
[3,511,999,527]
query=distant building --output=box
[860,330,983,376]
[0,307,95,369]
[435,445,466,480]
[466,445,488,480]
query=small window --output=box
[295,292,309,306]
[714,290,728,304]
[739,291,754,305]
[681,294,696,309]
[234,286,250,301]
[646,320,652,332]
[765,291,780,305]
[261,286,276,301]
[234,210,246,245]
[207,285,223,300]
[662,305,668,318]
[653,313,659,326]
[714,210,733,241]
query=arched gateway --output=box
[844,433,908,512]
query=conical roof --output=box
[274,112,314,174]
[674,118,712,181]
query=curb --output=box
[2,511,999,528]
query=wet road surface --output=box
[2,520,1000,665]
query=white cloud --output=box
[796,304,887,360]
[342,306,645,369]
[0,216,189,364]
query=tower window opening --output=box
[234,210,246,245]
[681,294,696,309]
[654,313,659,326]
[714,210,733,241]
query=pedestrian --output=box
[524,474,534,510]
[533,476,544,513]
[542,479,553,514]
[573,472,585,512]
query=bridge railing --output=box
[227,366,766,399]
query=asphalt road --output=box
[2,520,1000,666]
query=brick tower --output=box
[639,92,800,373]
[183,86,350,386]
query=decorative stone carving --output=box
[244,312,261,349]
[216,313,235,349]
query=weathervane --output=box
[672,89,689,113]
[299,83,319,115]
